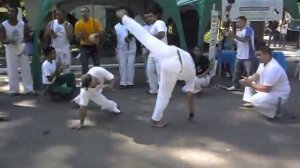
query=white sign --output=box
[209,10,219,59]
[222,0,283,21]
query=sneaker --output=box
[25,91,38,96]
[127,85,134,88]
[227,86,239,91]
[150,119,168,128]
[242,102,253,108]
[10,93,21,96]
[0,112,9,121]
[148,90,158,95]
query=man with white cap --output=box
[0,5,35,96]
[71,66,120,129]
[116,8,196,127]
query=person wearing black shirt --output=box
[183,46,211,93]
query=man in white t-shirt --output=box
[279,20,288,48]
[116,8,196,127]
[144,7,168,94]
[42,46,76,99]
[226,16,256,91]
[44,8,73,73]
[240,46,291,119]
[71,67,120,129]
[114,20,137,88]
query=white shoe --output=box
[227,86,239,91]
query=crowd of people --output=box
[0,5,292,129]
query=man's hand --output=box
[116,9,127,20]
[76,32,83,40]
[227,30,236,38]
[239,76,252,87]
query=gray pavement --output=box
[0,60,300,168]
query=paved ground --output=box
[0,51,300,168]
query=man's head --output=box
[144,6,162,24]
[193,46,201,58]
[80,7,90,21]
[56,8,67,22]
[81,74,99,89]
[43,46,56,60]
[257,45,272,64]
[7,5,18,20]
[236,16,247,29]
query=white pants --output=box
[182,75,211,93]
[5,47,33,94]
[243,87,288,118]
[117,50,136,86]
[142,48,149,80]
[122,15,195,121]
[73,89,120,113]
[147,56,159,93]
[55,47,71,73]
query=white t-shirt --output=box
[235,26,255,60]
[79,67,114,106]
[51,19,71,49]
[150,20,168,44]
[114,23,136,52]
[280,24,288,34]
[256,58,291,99]
[2,20,26,55]
[42,60,57,84]
[143,24,152,32]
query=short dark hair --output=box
[56,8,67,15]
[81,74,92,89]
[237,16,247,22]
[258,45,272,56]
[8,5,18,15]
[43,46,55,56]
[144,4,162,16]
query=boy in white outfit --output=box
[71,67,120,129]
[114,19,137,88]
[44,8,73,73]
[0,6,35,96]
[116,8,196,127]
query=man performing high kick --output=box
[116,8,196,127]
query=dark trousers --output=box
[81,45,100,74]
[232,59,256,88]
[45,73,76,98]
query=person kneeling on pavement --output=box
[71,66,121,129]
[182,46,211,93]
[42,46,76,99]
[239,45,291,119]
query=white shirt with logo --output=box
[51,19,70,49]
[235,26,255,60]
